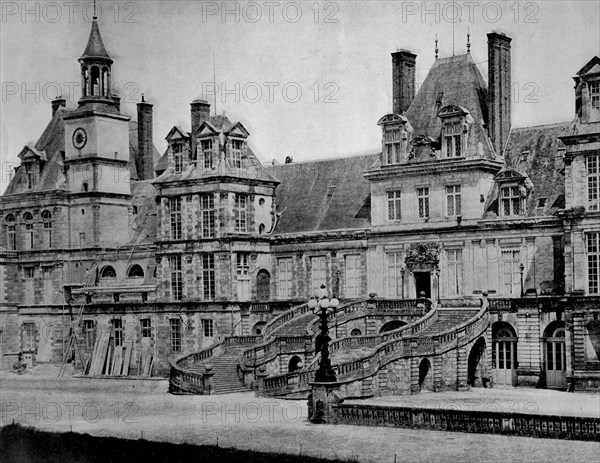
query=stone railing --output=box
[488,295,600,312]
[334,403,600,441]
[262,302,311,338]
[262,301,489,397]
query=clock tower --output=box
[63,15,133,247]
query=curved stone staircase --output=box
[169,297,490,397]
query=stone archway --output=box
[467,337,488,387]
[288,355,303,373]
[251,321,267,336]
[380,320,407,333]
[544,321,567,389]
[418,358,432,391]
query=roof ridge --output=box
[269,152,379,166]
[511,121,574,131]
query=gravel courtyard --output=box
[1,368,599,463]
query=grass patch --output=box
[0,424,359,463]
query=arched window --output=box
[350,328,362,336]
[41,210,52,248]
[100,265,117,279]
[91,66,100,96]
[23,212,34,250]
[82,67,89,96]
[128,264,144,278]
[5,214,16,250]
[379,320,406,333]
[492,322,517,386]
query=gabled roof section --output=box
[576,56,600,77]
[228,122,250,138]
[80,19,112,62]
[406,53,493,159]
[491,121,575,216]
[18,145,46,162]
[166,126,190,141]
[265,154,377,234]
[377,114,409,126]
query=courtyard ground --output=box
[1,366,599,463]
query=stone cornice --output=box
[364,158,503,181]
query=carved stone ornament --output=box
[404,243,440,269]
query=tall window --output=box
[278,258,293,298]
[587,232,600,294]
[170,318,182,353]
[387,191,402,221]
[83,320,96,348]
[202,319,214,337]
[41,210,52,248]
[169,197,182,240]
[587,155,600,211]
[384,128,401,165]
[501,250,521,296]
[310,256,327,295]
[23,212,34,250]
[24,267,35,278]
[140,318,152,338]
[236,253,249,278]
[417,188,429,218]
[201,139,214,169]
[6,214,16,250]
[345,255,361,298]
[444,122,462,157]
[501,186,521,216]
[202,254,215,300]
[112,319,123,347]
[446,249,463,296]
[590,81,600,109]
[234,194,248,233]
[231,139,243,168]
[25,163,34,189]
[170,255,183,301]
[173,144,183,173]
[200,194,215,238]
[387,252,403,297]
[23,323,36,351]
[446,185,462,216]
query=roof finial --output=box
[93,0,97,20]
[141,93,145,103]
[435,34,439,59]
[467,27,471,53]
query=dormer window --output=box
[201,139,214,169]
[24,163,35,189]
[231,139,243,168]
[444,122,463,157]
[591,81,600,109]
[438,105,471,158]
[173,144,183,173]
[501,185,522,216]
[520,150,530,162]
[377,114,412,166]
[384,129,402,164]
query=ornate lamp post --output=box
[308,284,339,383]
[519,263,525,297]
[435,265,441,305]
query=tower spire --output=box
[93,0,97,19]
[467,27,471,53]
[435,34,439,59]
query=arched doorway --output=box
[418,358,432,391]
[252,321,267,336]
[544,321,567,389]
[467,337,487,387]
[350,328,362,336]
[492,322,518,386]
[379,320,407,333]
[256,270,271,301]
[288,355,303,373]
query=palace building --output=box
[1,17,599,395]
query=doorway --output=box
[414,272,431,298]
[492,322,518,386]
[544,322,567,389]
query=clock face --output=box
[73,128,87,149]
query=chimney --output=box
[112,94,121,112]
[52,97,66,116]
[136,96,154,181]
[191,99,211,158]
[487,32,512,156]
[391,50,417,115]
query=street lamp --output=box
[519,263,525,297]
[308,284,339,383]
[435,266,441,305]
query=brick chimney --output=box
[191,99,211,158]
[392,50,417,115]
[51,97,66,116]
[136,96,154,180]
[487,32,512,156]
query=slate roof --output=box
[266,154,377,234]
[3,107,161,195]
[80,19,112,62]
[485,121,575,217]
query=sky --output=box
[1,0,599,193]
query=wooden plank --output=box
[142,353,153,377]
[89,331,110,376]
[111,346,123,376]
[121,341,133,376]
[104,344,113,376]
